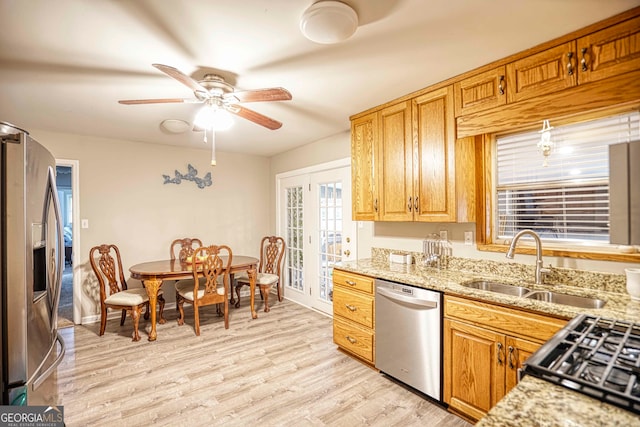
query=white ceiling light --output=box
[160,119,190,134]
[300,1,358,44]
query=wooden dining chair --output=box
[89,244,166,341]
[174,244,232,335]
[233,236,285,312]
[170,237,203,262]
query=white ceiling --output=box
[1,0,638,157]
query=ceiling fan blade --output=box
[231,105,283,130]
[226,88,292,103]
[152,63,208,94]
[118,98,200,105]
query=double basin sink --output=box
[461,280,606,309]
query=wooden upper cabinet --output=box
[577,15,640,85]
[454,66,507,117]
[506,41,577,103]
[351,112,378,220]
[412,86,457,222]
[377,101,414,221]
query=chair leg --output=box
[130,307,142,342]
[120,309,127,325]
[262,285,271,313]
[223,298,229,329]
[234,283,243,308]
[143,303,150,320]
[99,306,107,336]
[176,295,185,326]
[194,305,200,336]
[175,290,180,312]
[277,280,283,302]
[158,294,166,324]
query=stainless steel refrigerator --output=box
[1,121,66,405]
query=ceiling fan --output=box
[118,64,292,130]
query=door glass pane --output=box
[286,186,304,292]
[318,181,342,302]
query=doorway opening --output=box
[55,159,80,327]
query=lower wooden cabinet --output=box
[332,269,375,365]
[443,295,566,422]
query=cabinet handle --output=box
[508,345,515,369]
[346,336,357,344]
[408,197,413,212]
[343,249,351,257]
[345,280,357,286]
[567,52,574,76]
[497,342,504,365]
[345,304,357,311]
[414,197,419,211]
[374,198,378,212]
[498,75,505,95]
[580,47,588,72]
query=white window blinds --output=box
[496,111,639,243]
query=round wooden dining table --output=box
[129,256,258,341]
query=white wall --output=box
[32,129,271,320]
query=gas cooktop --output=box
[523,314,640,415]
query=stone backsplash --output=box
[371,247,627,294]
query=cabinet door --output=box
[377,101,413,221]
[412,86,457,222]
[443,319,506,422]
[577,15,640,85]
[506,41,577,103]
[505,336,542,393]
[351,112,378,220]
[454,66,507,116]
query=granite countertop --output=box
[334,254,640,425]
[475,376,640,427]
[334,258,640,322]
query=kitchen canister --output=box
[625,268,640,301]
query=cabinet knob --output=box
[345,280,356,286]
[498,75,505,95]
[346,335,357,344]
[343,249,351,257]
[345,304,357,311]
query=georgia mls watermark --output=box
[0,406,64,427]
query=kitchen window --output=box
[493,110,639,251]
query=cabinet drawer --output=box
[444,295,566,343]
[506,41,577,103]
[333,317,374,363]
[333,269,374,294]
[333,286,374,328]
[454,66,507,116]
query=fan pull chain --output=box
[210,129,217,166]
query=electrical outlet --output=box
[464,231,473,245]
[440,230,448,241]
[81,219,89,229]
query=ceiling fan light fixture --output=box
[194,105,234,131]
[300,1,358,44]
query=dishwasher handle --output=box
[377,286,438,309]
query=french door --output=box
[277,161,355,315]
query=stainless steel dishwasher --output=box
[375,279,442,401]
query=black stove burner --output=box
[523,314,640,415]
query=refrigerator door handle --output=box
[31,332,66,389]
[44,166,64,332]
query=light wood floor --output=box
[55,297,471,427]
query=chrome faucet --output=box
[506,229,549,285]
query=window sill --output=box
[477,243,640,263]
